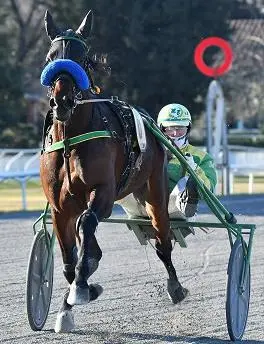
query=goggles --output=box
[164,126,188,138]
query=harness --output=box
[102,99,139,194]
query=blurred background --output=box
[0,0,263,211]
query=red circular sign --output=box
[194,37,233,77]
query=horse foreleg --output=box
[67,185,114,306]
[54,288,75,333]
[51,210,77,332]
[67,222,103,305]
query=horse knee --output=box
[76,209,98,239]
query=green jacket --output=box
[167,144,217,194]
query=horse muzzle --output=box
[50,96,74,122]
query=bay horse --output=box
[40,10,188,332]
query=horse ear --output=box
[44,10,60,41]
[76,10,94,39]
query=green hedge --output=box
[228,135,264,147]
[190,135,264,148]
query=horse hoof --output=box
[167,279,189,304]
[67,281,89,306]
[89,283,103,301]
[54,310,75,333]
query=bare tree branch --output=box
[25,0,37,27]
[19,28,44,63]
[10,0,24,28]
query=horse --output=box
[40,10,188,332]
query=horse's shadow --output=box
[51,329,264,344]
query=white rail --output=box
[0,149,40,210]
[1,148,264,210]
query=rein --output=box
[75,97,117,104]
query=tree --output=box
[0,4,26,147]
[74,0,235,117]
[0,0,47,147]
[0,0,262,147]
[223,1,264,129]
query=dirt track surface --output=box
[0,195,263,344]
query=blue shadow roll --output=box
[40,59,90,90]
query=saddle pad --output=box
[40,59,90,90]
[131,107,147,152]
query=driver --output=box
[117,103,217,220]
[157,103,217,218]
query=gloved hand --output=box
[185,153,197,171]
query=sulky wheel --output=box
[226,238,250,341]
[26,229,54,331]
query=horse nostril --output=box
[49,97,57,108]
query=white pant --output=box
[115,192,187,219]
[115,176,197,220]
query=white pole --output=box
[248,173,253,194]
[205,80,229,195]
[229,172,234,194]
[20,179,27,211]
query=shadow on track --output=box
[61,329,264,344]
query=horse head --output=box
[43,10,93,122]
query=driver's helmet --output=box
[157,103,192,141]
[157,103,192,128]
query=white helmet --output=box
[157,103,192,128]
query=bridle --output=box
[47,35,89,66]
[47,34,97,97]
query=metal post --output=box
[221,105,230,195]
[248,173,253,194]
[205,80,229,195]
[206,84,213,155]
[20,178,27,211]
